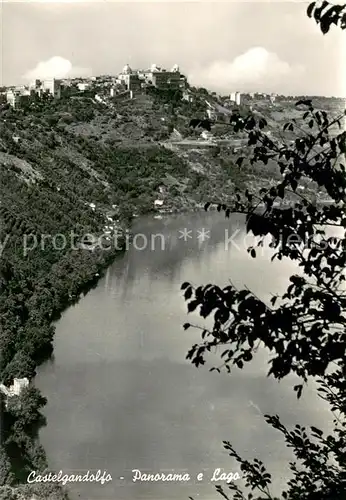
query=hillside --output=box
[0,87,237,498]
[0,86,344,498]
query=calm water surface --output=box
[35,212,332,500]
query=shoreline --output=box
[0,205,198,498]
[0,232,128,498]
[0,194,330,498]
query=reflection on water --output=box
[35,213,332,500]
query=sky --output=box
[1,1,345,96]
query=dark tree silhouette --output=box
[184,3,346,499]
[307,0,346,32]
[189,118,213,132]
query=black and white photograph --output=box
[0,1,345,499]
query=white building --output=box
[138,63,158,84]
[117,62,184,89]
[230,92,241,106]
[6,90,18,107]
[42,78,61,98]
[150,63,161,73]
[0,377,29,398]
[77,82,90,91]
[117,63,133,86]
[141,63,164,82]
[30,78,61,98]
[10,378,29,395]
[6,89,30,109]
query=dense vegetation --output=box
[0,89,215,497]
[184,2,346,499]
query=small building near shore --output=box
[0,377,29,408]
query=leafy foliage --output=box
[307,1,346,33]
[186,3,346,499]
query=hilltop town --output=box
[1,62,343,217]
[1,62,264,109]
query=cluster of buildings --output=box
[0,63,186,109]
[0,61,279,112]
[78,63,187,101]
[1,78,62,109]
[248,91,277,103]
[113,62,186,92]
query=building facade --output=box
[151,71,181,90]
[0,377,29,397]
[127,74,142,91]
[6,89,30,109]
[29,78,62,99]
[42,78,62,98]
[117,64,133,87]
[230,92,241,106]
[118,63,183,91]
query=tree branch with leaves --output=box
[184,2,346,499]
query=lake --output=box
[35,212,332,500]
